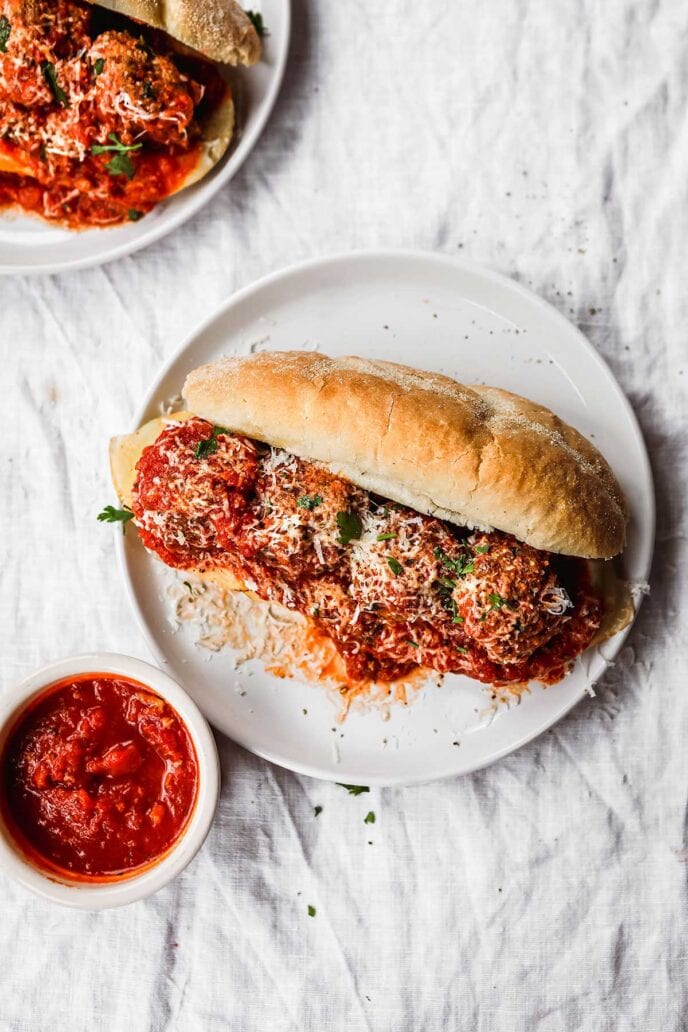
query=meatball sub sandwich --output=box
[110,352,633,691]
[0,0,261,226]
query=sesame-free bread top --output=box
[182,351,629,559]
[87,0,261,65]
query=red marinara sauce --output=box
[0,674,198,880]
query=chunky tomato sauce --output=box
[0,0,228,227]
[132,418,602,689]
[1,674,198,879]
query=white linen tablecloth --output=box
[1,1,685,1028]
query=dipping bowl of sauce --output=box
[0,655,220,909]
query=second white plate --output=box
[0,0,290,275]
[116,250,654,785]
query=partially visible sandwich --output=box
[0,0,261,226]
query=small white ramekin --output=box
[0,653,220,910]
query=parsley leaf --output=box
[194,425,231,460]
[456,645,468,654]
[106,152,137,179]
[97,504,133,524]
[91,134,143,157]
[41,62,68,107]
[307,904,316,917]
[336,783,369,796]
[434,546,474,578]
[364,811,376,825]
[97,505,134,534]
[336,510,362,546]
[94,57,105,75]
[195,437,218,460]
[246,10,265,35]
[474,544,490,554]
[407,640,419,648]
[0,15,11,53]
[92,133,143,180]
[314,805,322,817]
[376,532,397,541]
[297,494,322,511]
[128,209,143,221]
[489,593,506,610]
[387,556,403,576]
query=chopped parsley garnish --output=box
[314,805,322,818]
[474,544,490,554]
[456,645,468,654]
[407,640,419,648]
[364,811,376,825]
[311,605,320,618]
[336,783,369,796]
[142,80,156,100]
[376,532,397,541]
[128,209,143,222]
[387,556,403,576]
[193,425,231,460]
[91,133,143,180]
[297,493,322,511]
[336,510,362,546]
[0,15,11,53]
[106,152,137,179]
[246,10,265,35]
[434,546,474,577]
[41,62,68,107]
[94,57,105,75]
[435,576,463,623]
[307,904,316,917]
[97,505,134,534]
[486,594,519,606]
[195,437,218,460]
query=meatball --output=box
[348,504,466,623]
[90,31,201,147]
[241,453,368,577]
[453,531,570,664]
[0,0,92,107]
[133,419,259,570]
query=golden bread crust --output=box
[182,352,628,559]
[86,0,261,65]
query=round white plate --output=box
[117,250,655,786]
[0,0,290,275]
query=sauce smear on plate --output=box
[0,674,198,880]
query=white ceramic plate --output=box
[0,0,290,275]
[116,250,655,786]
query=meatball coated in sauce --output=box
[133,419,259,570]
[0,0,92,107]
[453,531,569,664]
[90,31,201,147]
[348,504,462,620]
[241,454,368,577]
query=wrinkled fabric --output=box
[1,1,686,1029]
